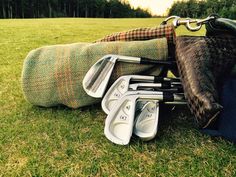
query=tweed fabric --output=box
[176,36,236,128]
[22,38,168,108]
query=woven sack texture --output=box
[22,38,168,108]
[176,36,236,128]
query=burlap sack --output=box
[22,38,168,108]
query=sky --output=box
[127,0,177,16]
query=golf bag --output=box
[201,77,236,144]
[175,17,236,129]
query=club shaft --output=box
[140,57,176,65]
[137,93,185,102]
[153,76,180,82]
[117,55,175,66]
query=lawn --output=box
[0,18,235,176]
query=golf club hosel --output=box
[129,83,162,90]
[123,90,167,98]
[164,101,187,105]
[129,75,181,83]
[116,55,141,63]
[113,55,175,65]
[129,75,155,82]
[134,93,185,102]
[154,76,180,82]
[129,82,182,90]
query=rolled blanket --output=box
[22,38,168,108]
[175,36,236,128]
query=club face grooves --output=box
[91,60,115,93]
[84,59,110,89]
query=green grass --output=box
[0,18,235,176]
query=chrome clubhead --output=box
[102,90,165,114]
[82,55,148,98]
[83,55,118,98]
[102,80,183,114]
[134,101,160,141]
[83,54,177,98]
[104,93,186,145]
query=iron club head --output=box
[83,55,177,98]
[102,90,165,114]
[82,55,118,98]
[104,93,186,145]
[102,79,183,114]
[134,101,160,141]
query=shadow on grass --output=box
[23,101,235,147]
[24,102,104,120]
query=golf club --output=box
[102,90,183,114]
[134,101,160,141]
[83,55,176,98]
[102,81,183,114]
[104,92,186,145]
[129,82,182,91]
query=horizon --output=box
[127,0,178,16]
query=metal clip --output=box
[185,18,202,31]
[172,17,202,31]
[196,16,216,25]
[161,15,216,32]
[160,16,180,25]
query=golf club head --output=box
[104,94,137,145]
[104,93,186,145]
[136,100,150,113]
[134,101,160,141]
[82,55,154,98]
[102,81,184,114]
[102,90,164,114]
[102,75,174,114]
[83,55,118,98]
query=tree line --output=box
[168,0,236,19]
[0,0,151,18]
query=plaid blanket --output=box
[22,38,168,108]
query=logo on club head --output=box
[120,115,127,120]
[114,92,121,98]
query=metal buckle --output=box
[161,15,216,32]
